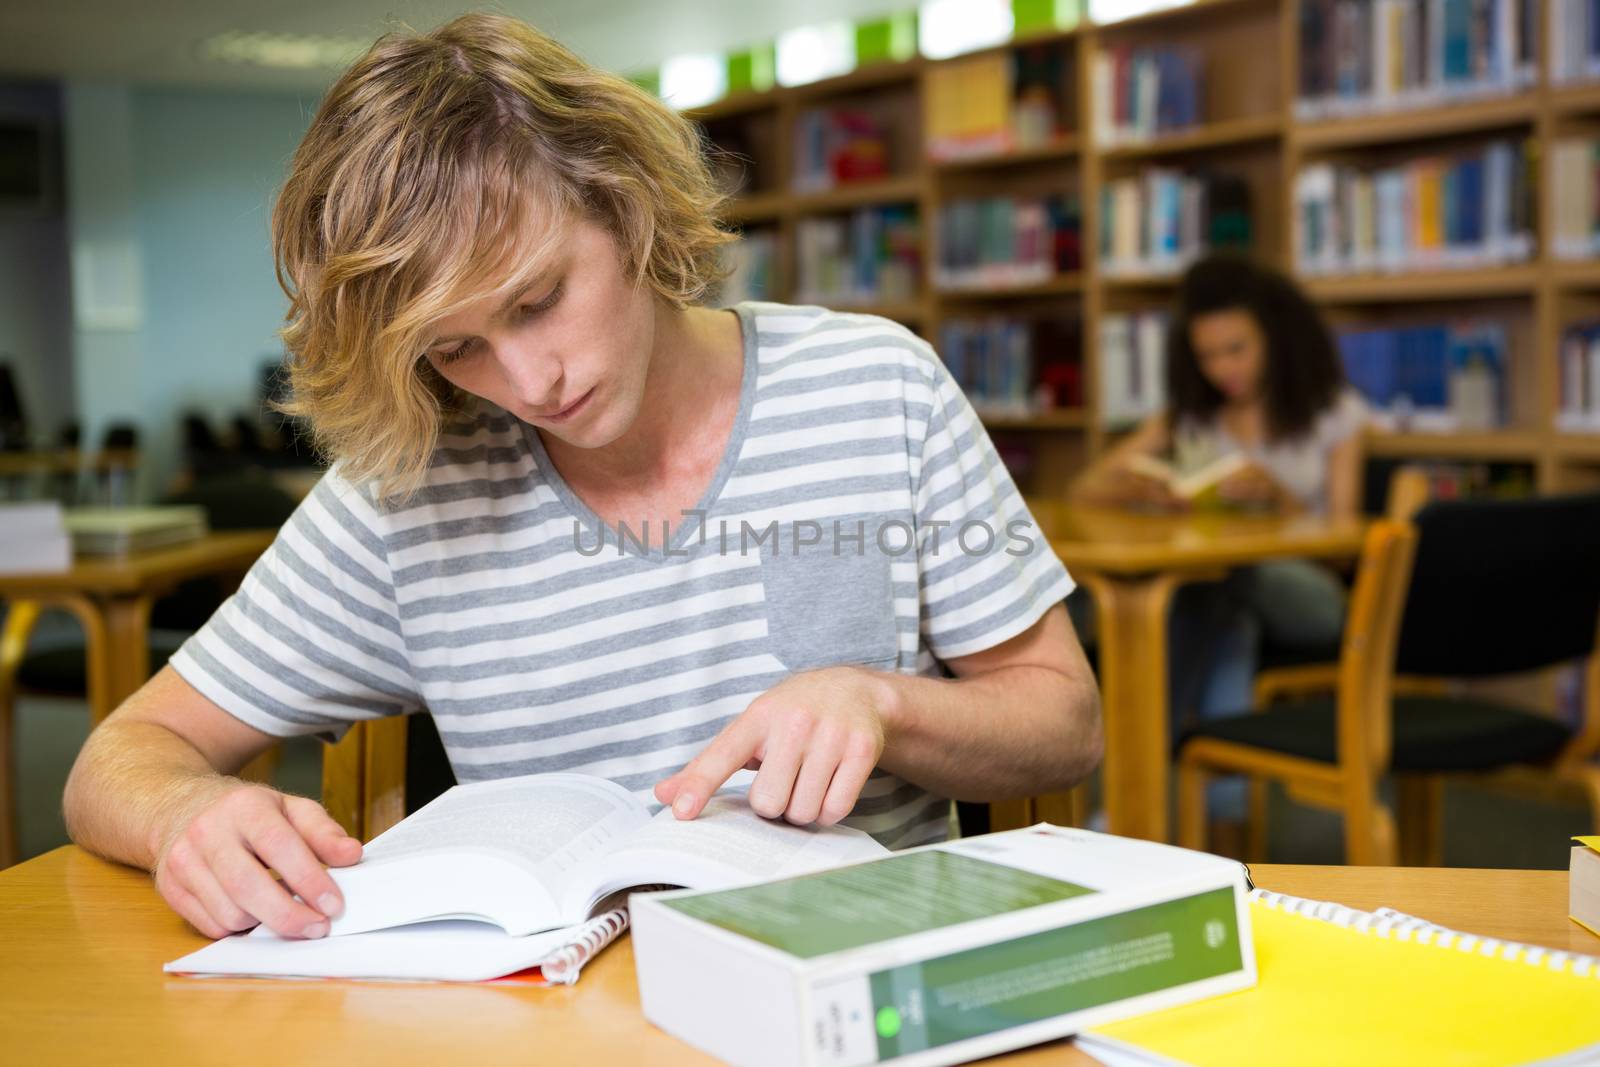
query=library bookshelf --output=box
[688,0,1600,498]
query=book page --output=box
[571,793,889,914]
[328,773,651,936]
[362,773,648,873]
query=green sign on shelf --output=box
[1013,0,1083,35]
[727,43,776,95]
[855,12,918,66]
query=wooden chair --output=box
[1177,517,1420,865]
[1182,490,1600,866]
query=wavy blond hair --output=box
[273,12,733,501]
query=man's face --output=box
[420,217,656,448]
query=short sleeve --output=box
[168,468,422,743]
[911,352,1075,660]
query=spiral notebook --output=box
[1077,888,1600,1067]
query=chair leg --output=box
[1177,755,1210,852]
[1245,778,1270,864]
[1397,774,1444,867]
[1,601,44,870]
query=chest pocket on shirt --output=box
[760,536,899,673]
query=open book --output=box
[322,772,889,938]
[1125,452,1252,501]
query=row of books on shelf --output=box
[794,206,921,307]
[1090,45,1203,146]
[1294,139,1534,276]
[1295,0,1537,119]
[1552,137,1600,262]
[792,107,895,194]
[934,194,1081,290]
[940,316,1083,419]
[925,45,1068,161]
[1397,459,1535,499]
[1337,320,1508,432]
[1098,170,1251,278]
[1098,310,1168,427]
[1558,320,1600,433]
[1552,0,1600,84]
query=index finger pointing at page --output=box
[662,717,760,820]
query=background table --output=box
[1,847,1584,1067]
[1018,503,1368,843]
[0,531,275,723]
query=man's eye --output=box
[433,339,475,365]
[520,281,564,320]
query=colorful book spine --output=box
[718,229,778,304]
[924,44,1069,161]
[935,194,1081,288]
[1552,138,1600,262]
[941,316,1082,417]
[791,108,893,194]
[1297,0,1535,119]
[1100,170,1249,277]
[1092,44,1203,145]
[1558,320,1600,434]
[1294,138,1534,275]
[1551,0,1600,83]
[795,206,920,307]
[1099,310,1169,427]
[1337,318,1509,430]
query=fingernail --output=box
[301,920,329,939]
[673,794,695,818]
[317,893,343,918]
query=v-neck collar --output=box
[519,302,758,563]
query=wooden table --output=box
[1020,503,1369,843]
[2,849,1585,1066]
[0,531,275,724]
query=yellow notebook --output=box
[1078,889,1600,1067]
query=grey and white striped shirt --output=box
[171,301,1074,849]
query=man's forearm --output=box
[63,720,244,872]
[872,664,1102,802]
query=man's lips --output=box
[534,387,594,422]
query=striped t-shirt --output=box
[171,301,1074,849]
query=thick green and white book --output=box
[631,824,1255,1067]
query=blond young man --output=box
[63,13,1102,943]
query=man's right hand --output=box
[153,780,363,940]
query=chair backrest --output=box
[1393,492,1600,677]
[1335,519,1421,776]
[322,717,409,841]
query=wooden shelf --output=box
[1293,93,1538,151]
[1550,80,1600,117]
[1097,113,1283,160]
[1302,266,1539,303]
[1553,260,1600,290]
[930,135,1080,172]
[685,91,779,124]
[721,190,788,226]
[1555,434,1600,462]
[935,273,1084,299]
[1362,430,1544,461]
[791,175,925,214]
[980,409,1089,431]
